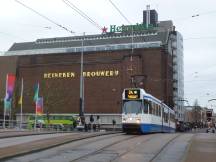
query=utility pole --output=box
[79,33,85,124]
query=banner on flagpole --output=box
[33,82,39,102]
[4,99,11,110]
[36,97,43,115]
[5,74,16,101]
[18,96,22,105]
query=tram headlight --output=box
[136,119,141,123]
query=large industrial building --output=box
[0,9,184,123]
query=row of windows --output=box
[36,33,158,44]
[144,100,175,122]
[29,115,74,120]
[144,100,161,117]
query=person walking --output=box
[90,115,94,131]
[96,115,101,131]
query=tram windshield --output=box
[122,100,142,114]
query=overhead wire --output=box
[62,0,102,30]
[108,0,135,82]
[184,36,216,40]
[14,0,74,34]
[175,9,216,22]
[108,0,131,24]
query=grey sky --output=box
[1,0,216,108]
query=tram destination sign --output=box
[125,89,140,100]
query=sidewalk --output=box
[184,133,216,162]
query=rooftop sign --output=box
[101,23,155,34]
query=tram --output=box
[122,88,175,133]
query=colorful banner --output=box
[18,78,23,105]
[33,82,39,102]
[5,74,16,101]
[18,96,22,105]
[4,99,11,110]
[36,97,43,115]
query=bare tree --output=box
[192,99,201,125]
[40,79,72,115]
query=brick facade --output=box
[0,47,173,116]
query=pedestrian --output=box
[89,115,94,130]
[90,115,94,123]
[88,122,91,131]
[112,119,116,131]
[96,115,101,131]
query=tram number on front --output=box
[125,89,140,99]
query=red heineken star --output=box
[101,26,108,34]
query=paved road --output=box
[0,133,77,148]
[1,131,216,162]
[3,133,186,162]
[184,133,216,162]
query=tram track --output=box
[69,133,162,162]
[109,133,181,162]
[0,130,75,139]
[67,133,181,162]
[148,133,181,162]
[0,131,122,161]
[69,134,140,162]
[2,132,184,162]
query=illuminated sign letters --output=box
[43,70,119,79]
[109,23,154,33]
[125,89,140,99]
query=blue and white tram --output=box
[122,88,176,133]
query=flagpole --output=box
[3,99,6,129]
[34,83,39,131]
[9,102,12,128]
[20,78,23,129]
[34,102,37,130]
[3,74,8,129]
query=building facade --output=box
[0,9,184,123]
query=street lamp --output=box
[79,33,85,124]
[208,99,216,113]
[176,99,189,105]
[208,99,216,102]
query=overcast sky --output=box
[1,0,216,109]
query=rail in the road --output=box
[69,134,139,162]
[0,130,78,139]
[149,133,181,162]
[3,133,197,162]
[0,131,121,161]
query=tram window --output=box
[166,113,168,123]
[158,106,161,116]
[154,104,157,116]
[170,114,175,122]
[163,112,168,123]
[155,104,159,116]
[155,106,157,116]
[123,100,142,114]
[149,102,152,114]
[152,103,154,115]
[156,105,159,116]
[143,100,149,114]
[152,103,156,115]
[155,104,158,116]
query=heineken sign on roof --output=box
[101,23,155,34]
